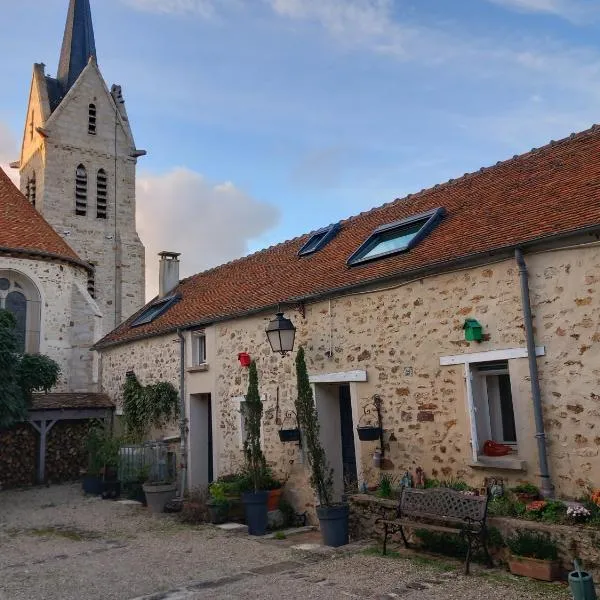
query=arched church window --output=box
[96,169,107,219]
[0,271,41,354]
[6,291,27,353]
[88,103,97,135]
[26,172,36,207]
[75,164,87,216]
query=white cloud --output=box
[485,0,598,21]
[0,122,19,186]
[121,0,217,17]
[136,167,280,299]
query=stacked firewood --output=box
[45,421,90,483]
[0,424,36,488]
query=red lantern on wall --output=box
[238,352,251,367]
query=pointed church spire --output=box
[57,0,97,93]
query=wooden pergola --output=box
[29,393,114,483]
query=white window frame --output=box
[192,331,207,366]
[440,347,545,462]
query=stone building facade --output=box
[97,125,600,517]
[13,0,145,335]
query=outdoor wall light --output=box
[266,312,296,356]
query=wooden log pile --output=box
[45,420,91,483]
[0,424,37,489]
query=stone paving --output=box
[0,484,572,600]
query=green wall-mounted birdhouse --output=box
[463,319,483,342]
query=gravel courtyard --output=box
[0,484,571,600]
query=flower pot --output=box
[357,426,381,441]
[142,483,177,514]
[279,429,301,443]
[101,480,121,500]
[242,490,269,536]
[225,494,245,522]
[207,501,229,524]
[516,492,538,503]
[508,555,560,582]
[82,475,103,495]
[317,504,349,547]
[267,488,283,512]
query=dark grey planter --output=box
[317,504,349,547]
[357,426,382,441]
[207,501,229,524]
[242,491,268,536]
[279,429,301,442]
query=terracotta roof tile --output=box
[97,125,600,349]
[0,168,83,264]
[31,393,114,411]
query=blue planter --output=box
[82,475,103,495]
[242,491,269,536]
[317,504,349,547]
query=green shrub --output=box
[506,529,558,560]
[208,482,229,505]
[488,496,518,517]
[541,500,567,524]
[378,474,395,498]
[279,500,296,527]
[511,482,539,496]
[415,529,468,558]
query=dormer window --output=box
[298,223,340,257]
[88,103,97,135]
[131,295,180,327]
[75,164,87,216]
[347,207,446,266]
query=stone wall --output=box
[208,243,600,518]
[0,256,99,392]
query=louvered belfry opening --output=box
[88,103,97,134]
[96,169,107,219]
[75,164,87,215]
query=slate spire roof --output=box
[57,0,97,93]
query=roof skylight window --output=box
[131,295,180,327]
[298,223,340,257]
[347,207,446,266]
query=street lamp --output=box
[266,312,296,356]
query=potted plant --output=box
[507,529,560,581]
[263,470,284,512]
[512,482,540,503]
[295,346,348,547]
[241,361,269,535]
[142,444,177,513]
[356,425,382,441]
[99,432,122,499]
[279,428,301,443]
[207,482,230,524]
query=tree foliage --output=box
[243,360,266,492]
[294,346,333,506]
[0,310,60,430]
[122,373,179,442]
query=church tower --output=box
[13,0,146,335]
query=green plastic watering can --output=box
[569,560,597,600]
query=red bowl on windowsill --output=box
[483,440,512,457]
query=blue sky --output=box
[2,0,600,296]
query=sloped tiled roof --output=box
[0,168,87,268]
[97,125,600,349]
[31,393,114,411]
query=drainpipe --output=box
[515,248,554,498]
[177,328,188,498]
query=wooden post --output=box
[30,419,58,484]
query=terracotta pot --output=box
[267,488,283,512]
[508,555,560,582]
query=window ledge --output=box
[187,363,209,373]
[470,456,526,471]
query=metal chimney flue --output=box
[158,251,181,298]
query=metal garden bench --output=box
[376,487,492,574]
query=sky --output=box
[2,0,600,298]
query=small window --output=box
[75,164,87,216]
[26,173,36,207]
[88,103,97,135]
[87,269,95,299]
[130,295,179,327]
[192,332,207,365]
[298,223,340,257]
[96,169,107,219]
[347,207,445,266]
[471,360,517,450]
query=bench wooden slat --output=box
[379,519,479,534]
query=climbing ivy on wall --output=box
[122,373,179,442]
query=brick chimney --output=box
[158,251,181,298]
